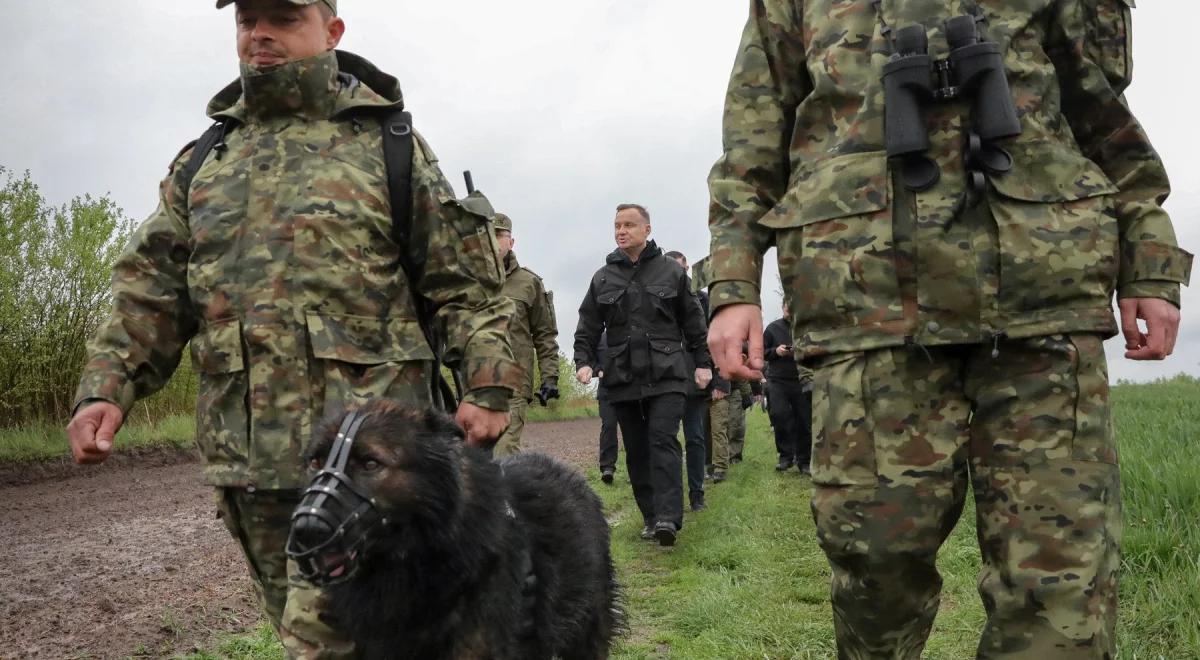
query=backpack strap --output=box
[179,119,235,196]
[379,109,460,411]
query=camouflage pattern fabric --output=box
[707,394,731,472]
[500,251,560,402]
[74,50,519,491]
[727,379,751,459]
[809,334,1120,658]
[707,0,1192,357]
[493,394,528,458]
[217,488,353,659]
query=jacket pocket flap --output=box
[307,312,434,364]
[649,340,681,354]
[758,151,890,229]
[989,143,1118,203]
[644,285,677,300]
[193,318,245,374]
[598,288,627,305]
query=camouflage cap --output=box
[216,0,337,14]
[492,213,513,233]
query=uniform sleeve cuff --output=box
[461,387,512,411]
[1117,281,1182,308]
[73,366,137,416]
[1120,241,1193,287]
[707,280,761,315]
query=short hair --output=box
[615,203,650,223]
[664,250,685,261]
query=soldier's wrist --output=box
[462,387,513,412]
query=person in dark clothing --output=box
[574,204,713,546]
[595,330,619,484]
[665,250,710,512]
[763,304,813,473]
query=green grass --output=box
[0,398,599,464]
[131,378,1200,658]
[0,413,195,463]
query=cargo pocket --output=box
[759,151,898,332]
[307,312,435,417]
[1083,0,1135,92]
[988,142,1120,314]
[596,287,629,327]
[441,195,505,288]
[1067,334,1118,464]
[644,285,678,325]
[600,340,633,387]
[191,318,249,462]
[809,351,878,487]
[648,337,688,382]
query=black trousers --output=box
[598,396,619,470]
[681,394,708,500]
[767,379,812,467]
[613,392,686,529]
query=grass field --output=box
[22,377,1198,659]
[0,399,599,465]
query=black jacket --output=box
[763,318,800,382]
[574,241,712,403]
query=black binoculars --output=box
[881,14,1022,192]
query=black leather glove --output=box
[536,379,560,406]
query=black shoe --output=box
[600,467,614,484]
[640,524,655,541]
[775,458,794,472]
[711,470,727,483]
[653,521,677,547]
[690,493,706,512]
[730,455,743,465]
[798,464,812,476]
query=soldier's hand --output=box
[708,304,764,381]
[456,402,510,448]
[67,401,125,465]
[775,344,793,357]
[694,368,713,390]
[711,389,727,401]
[1119,297,1180,360]
[576,366,594,384]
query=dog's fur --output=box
[300,399,623,660]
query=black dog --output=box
[287,399,623,660]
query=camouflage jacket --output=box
[501,252,560,400]
[708,0,1192,357]
[75,50,519,489]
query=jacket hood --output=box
[606,240,662,266]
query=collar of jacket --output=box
[504,251,521,276]
[206,49,404,124]
[607,240,662,266]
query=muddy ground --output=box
[0,418,603,659]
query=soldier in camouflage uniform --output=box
[492,212,560,457]
[706,1,1191,657]
[65,1,518,657]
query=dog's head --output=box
[285,399,467,585]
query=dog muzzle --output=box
[286,410,387,586]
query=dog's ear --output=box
[423,409,466,443]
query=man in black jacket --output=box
[575,204,713,546]
[763,304,813,473]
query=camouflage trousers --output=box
[707,394,731,471]
[728,394,748,460]
[494,395,529,457]
[809,334,1120,659]
[216,488,354,659]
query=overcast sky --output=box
[1,1,1195,383]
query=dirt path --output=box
[0,417,602,660]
